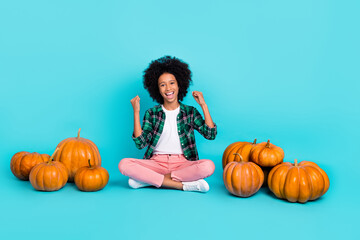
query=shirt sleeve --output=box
[132,110,153,149]
[192,107,217,140]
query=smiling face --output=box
[158,72,179,104]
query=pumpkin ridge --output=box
[308,166,324,199]
[241,164,246,196]
[237,163,242,196]
[82,169,87,190]
[298,167,311,203]
[43,165,49,190]
[279,165,291,199]
[228,163,236,194]
[76,144,82,175]
[19,154,29,179]
[26,154,35,178]
[232,163,239,195]
[14,153,23,178]
[284,166,300,202]
[223,164,228,192]
[46,165,53,190]
[48,165,55,190]
[272,165,282,197]
[62,163,68,186]
[99,171,104,190]
[30,164,41,186]
[295,167,301,202]
[310,165,329,196]
[302,166,315,200]
[249,164,255,196]
[56,165,60,190]
[40,166,45,191]
[73,141,81,179]
[58,162,65,186]
[247,164,252,195]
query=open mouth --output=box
[165,92,174,97]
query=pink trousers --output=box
[118,154,215,188]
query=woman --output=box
[118,56,217,192]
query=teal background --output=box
[1,0,359,239]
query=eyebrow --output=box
[158,80,176,85]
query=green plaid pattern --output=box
[132,103,217,161]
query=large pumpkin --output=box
[10,151,50,180]
[222,139,257,168]
[223,153,264,197]
[250,140,284,167]
[54,128,101,182]
[74,159,109,192]
[29,148,68,191]
[267,159,330,203]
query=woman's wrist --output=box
[200,103,208,110]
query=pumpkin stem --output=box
[233,153,244,162]
[77,128,81,139]
[253,139,257,144]
[88,159,92,168]
[48,148,59,164]
[265,140,271,148]
[294,159,298,167]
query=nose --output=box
[165,84,170,90]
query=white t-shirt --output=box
[153,105,184,155]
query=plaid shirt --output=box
[132,103,217,161]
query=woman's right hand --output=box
[130,95,140,112]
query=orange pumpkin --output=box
[74,159,109,192]
[250,140,284,167]
[29,148,68,191]
[267,159,330,203]
[222,139,257,168]
[10,151,50,180]
[223,153,264,197]
[54,128,101,182]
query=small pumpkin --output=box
[222,139,257,168]
[10,151,50,180]
[267,159,330,203]
[29,148,68,191]
[223,153,264,197]
[54,128,101,182]
[250,140,284,167]
[74,159,109,192]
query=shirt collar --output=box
[156,102,186,114]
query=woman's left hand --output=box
[192,91,206,106]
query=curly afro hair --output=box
[143,56,192,104]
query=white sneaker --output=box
[128,178,151,189]
[182,179,210,193]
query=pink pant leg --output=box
[118,158,168,188]
[170,157,215,182]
